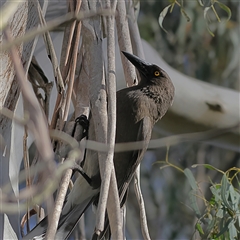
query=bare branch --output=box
[126,0,144,59]
[1,9,114,52]
[116,0,136,86]
[45,168,72,239]
[134,166,151,240]
[37,2,65,93]
[4,28,54,169]
[97,0,123,239]
[63,20,82,121]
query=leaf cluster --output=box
[186,167,240,239]
[158,152,240,239]
[159,0,231,36]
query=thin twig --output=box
[1,9,114,52]
[126,3,149,237]
[82,0,108,233]
[64,0,82,66]
[4,27,54,170]
[63,20,82,121]
[23,126,31,233]
[126,0,145,59]
[45,168,73,239]
[134,166,151,240]
[37,2,65,93]
[95,0,123,238]
[0,159,76,214]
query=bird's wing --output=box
[22,176,98,240]
[119,116,152,201]
[22,217,48,240]
[95,116,152,240]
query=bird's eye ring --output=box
[154,71,160,77]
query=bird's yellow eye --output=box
[154,71,160,77]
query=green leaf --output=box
[206,216,216,233]
[191,163,218,171]
[229,221,238,239]
[203,6,211,19]
[215,218,233,238]
[221,174,234,211]
[197,0,204,7]
[229,185,240,210]
[158,4,172,33]
[215,1,231,21]
[210,186,222,202]
[196,222,204,235]
[216,208,224,218]
[203,6,215,37]
[184,168,197,191]
[189,190,201,218]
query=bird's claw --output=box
[72,115,89,139]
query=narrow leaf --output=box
[216,208,224,218]
[203,6,215,37]
[184,168,197,191]
[229,221,238,239]
[203,6,211,19]
[216,1,231,21]
[206,216,215,233]
[229,185,239,210]
[196,223,204,235]
[215,218,233,238]
[197,0,204,7]
[158,4,172,33]
[189,190,201,218]
[192,163,219,171]
[221,174,233,211]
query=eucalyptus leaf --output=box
[210,186,221,202]
[229,185,240,210]
[216,1,231,21]
[189,190,201,218]
[203,6,211,19]
[158,4,172,33]
[215,218,233,238]
[196,222,204,235]
[221,174,234,211]
[206,216,216,233]
[184,168,197,191]
[203,6,215,36]
[191,163,220,171]
[216,208,224,218]
[229,221,238,239]
[197,0,204,7]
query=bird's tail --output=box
[23,176,98,240]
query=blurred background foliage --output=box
[124,0,240,239]
[138,0,239,90]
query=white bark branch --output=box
[104,0,123,239]
[134,166,151,240]
[116,0,136,86]
[81,0,109,234]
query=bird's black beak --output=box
[122,51,150,77]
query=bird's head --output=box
[122,51,170,85]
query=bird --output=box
[23,51,174,240]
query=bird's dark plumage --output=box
[23,51,174,240]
